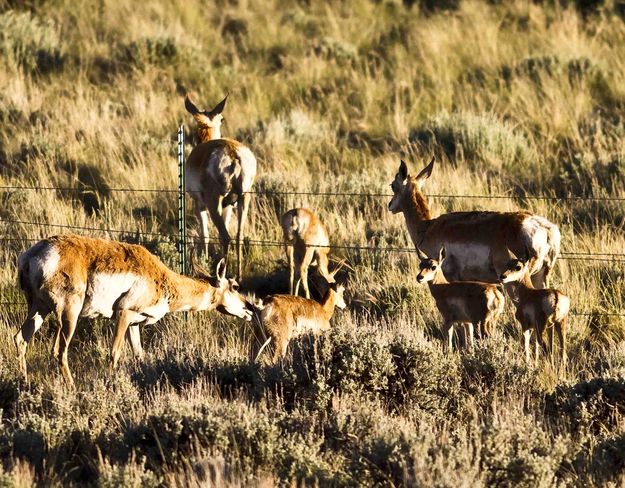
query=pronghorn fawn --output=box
[184,93,257,279]
[281,208,337,298]
[389,157,560,287]
[499,248,570,365]
[254,280,346,363]
[15,234,252,385]
[416,246,505,351]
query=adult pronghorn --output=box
[388,158,560,286]
[15,234,252,385]
[184,93,257,279]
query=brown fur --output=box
[255,285,345,362]
[500,256,570,364]
[417,248,505,351]
[15,234,250,385]
[281,208,334,298]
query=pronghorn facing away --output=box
[281,208,337,298]
[416,246,505,351]
[500,248,570,364]
[15,234,252,385]
[254,282,346,362]
[389,158,560,287]
[184,93,257,279]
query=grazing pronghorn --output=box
[499,248,569,364]
[253,281,346,362]
[15,234,252,385]
[416,246,505,351]
[184,93,257,279]
[281,208,337,298]
[389,158,560,287]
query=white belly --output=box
[81,273,141,319]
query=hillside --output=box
[0,0,624,485]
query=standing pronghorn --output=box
[416,246,505,351]
[15,234,252,385]
[499,248,570,364]
[184,93,257,279]
[389,158,560,287]
[254,281,347,362]
[281,208,336,298]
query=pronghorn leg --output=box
[557,318,567,366]
[207,195,231,270]
[465,323,475,351]
[316,250,331,282]
[286,244,295,295]
[57,295,82,386]
[196,208,211,258]
[548,321,555,364]
[127,325,144,361]
[15,304,48,382]
[235,192,252,280]
[110,310,133,370]
[299,247,316,299]
[534,327,540,364]
[444,321,454,353]
[51,324,62,360]
[523,328,532,364]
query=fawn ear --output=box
[215,258,227,280]
[398,160,408,180]
[415,156,435,187]
[184,94,200,115]
[438,245,447,263]
[416,246,429,261]
[506,247,519,261]
[209,94,228,118]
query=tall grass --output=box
[0,0,623,485]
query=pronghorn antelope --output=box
[416,246,505,351]
[389,158,561,287]
[184,93,257,279]
[281,208,337,298]
[15,234,252,385]
[254,281,346,362]
[499,248,569,364]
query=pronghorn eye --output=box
[231,283,240,292]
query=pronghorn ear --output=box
[190,251,212,281]
[506,247,519,262]
[209,94,228,118]
[416,156,435,182]
[215,258,227,280]
[184,94,200,115]
[439,245,447,263]
[398,160,408,180]
[416,246,429,261]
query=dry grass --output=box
[0,0,624,485]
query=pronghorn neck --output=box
[197,124,221,143]
[167,272,217,312]
[518,270,536,290]
[320,289,337,320]
[402,185,432,242]
[430,267,449,286]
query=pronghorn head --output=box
[499,248,530,284]
[415,245,446,283]
[329,282,347,310]
[191,256,252,321]
[184,94,228,142]
[388,157,435,215]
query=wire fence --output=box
[0,176,623,319]
[0,217,624,262]
[1,184,624,202]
